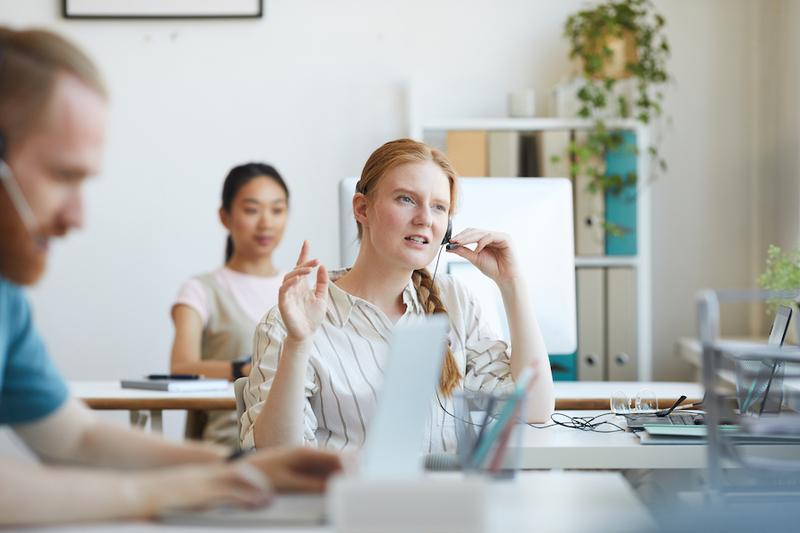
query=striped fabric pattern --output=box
[240,270,515,452]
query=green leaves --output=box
[759,245,800,313]
[563,0,671,219]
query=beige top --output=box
[183,272,259,447]
[241,270,516,453]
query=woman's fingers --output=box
[283,266,315,283]
[446,243,478,262]
[449,228,486,246]
[295,240,309,267]
[314,264,329,300]
[279,275,305,295]
[475,234,499,254]
[450,228,510,254]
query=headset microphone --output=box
[432,218,454,284]
[441,218,452,246]
[0,131,46,247]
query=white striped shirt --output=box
[240,270,515,452]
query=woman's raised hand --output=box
[278,241,329,343]
[445,228,521,288]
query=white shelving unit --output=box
[409,117,652,381]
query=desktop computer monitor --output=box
[338,177,577,355]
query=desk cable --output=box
[435,392,626,433]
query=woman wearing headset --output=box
[170,163,289,447]
[241,139,554,452]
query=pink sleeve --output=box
[173,278,209,326]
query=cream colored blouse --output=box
[240,270,515,453]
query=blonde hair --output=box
[0,27,107,146]
[355,138,461,396]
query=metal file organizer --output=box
[697,289,800,502]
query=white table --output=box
[71,380,703,432]
[2,471,652,533]
[514,410,800,469]
[70,381,236,432]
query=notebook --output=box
[120,378,229,392]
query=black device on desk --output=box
[625,305,793,432]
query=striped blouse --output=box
[240,270,516,453]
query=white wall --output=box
[1,0,792,390]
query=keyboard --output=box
[624,412,704,430]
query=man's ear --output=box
[352,193,369,229]
[218,207,231,231]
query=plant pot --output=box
[582,31,638,80]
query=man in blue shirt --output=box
[0,28,340,526]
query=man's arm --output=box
[14,398,227,468]
[0,457,272,527]
[4,398,342,526]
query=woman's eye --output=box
[272,208,285,216]
[433,204,448,212]
[399,195,414,204]
[244,208,259,215]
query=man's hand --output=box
[244,447,343,493]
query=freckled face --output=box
[362,161,451,270]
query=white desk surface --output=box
[70,381,235,402]
[516,409,800,469]
[516,410,703,469]
[71,380,703,410]
[5,471,651,533]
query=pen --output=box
[146,374,201,380]
[468,396,497,469]
[470,367,534,469]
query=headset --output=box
[432,218,454,283]
[442,218,453,247]
[0,129,45,245]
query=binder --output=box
[446,131,488,176]
[488,131,520,177]
[550,354,577,381]
[607,267,637,380]
[577,268,606,381]
[604,130,637,255]
[573,133,605,255]
[538,130,571,178]
[518,132,541,177]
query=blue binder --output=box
[604,130,637,255]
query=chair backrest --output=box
[233,377,248,450]
[338,176,577,354]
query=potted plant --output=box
[558,0,671,236]
[759,245,800,312]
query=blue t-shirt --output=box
[0,276,68,425]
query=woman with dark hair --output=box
[170,162,289,447]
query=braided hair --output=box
[355,139,461,396]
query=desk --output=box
[514,410,800,469]
[70,381,235,432]
[72,380,702,431]
[6,471,652,533]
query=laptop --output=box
[625,305,793,431]
[160,315,450,526]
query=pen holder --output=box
[453,390,526,476]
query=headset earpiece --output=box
[441,218,452,246]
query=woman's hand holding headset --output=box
[278,241,329,343]
[446,228,521,290]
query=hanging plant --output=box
[556,0,671,235]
